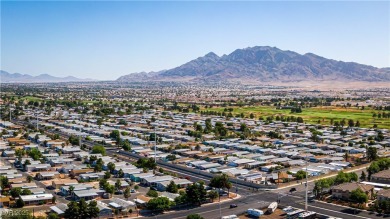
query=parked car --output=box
[131,189,136,193]
[115,190,124,195]
[290,188,297,193]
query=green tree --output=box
[64,199,100,219]
[121,140,131,151]
[107,162,115,173]
[124,187,131,200]
[10,187,22,198]
[26,175,33,183]
[149,133,157,142]
[136,157,156,170]
[27,148,42,160]
[68,185,75,196]
[91,145,106,156]
[48,213,60,219]
[104,171,111,179]
[0,175,9,189]
[147,189,158,197]
[97,118,103,127]
[348,119,354,127]
[186,182,207,206]
[367,162,380,180]
[360,171,367,181]
[204,118,213,134]
[187,214,204,219]
[147,197,174,212]
[16,198,25,207]
[367,147,378,161]
[207,190,219,202]
[118,169,124,178]
[334,171,358,184]
[295,170,307,180]
[350,188,368,207]
[105,185,115,198]
[21,189,32,195]
[110,130,121,142]
[166,181,178,193]
[209,173,232,196]
[115,179,122,191]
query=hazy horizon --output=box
[2,1,389,80]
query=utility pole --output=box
[219,200,222,218]
[154,127,157,163]
[36,113,39,130]
[9,107,11,121]
[305,155,308,211]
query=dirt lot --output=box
[239,208,285,219]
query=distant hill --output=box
[0,71,95,83]
[117,46,390,83]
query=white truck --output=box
[267,201,278,213]
[221,215,238,219]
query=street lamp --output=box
[305,155,308,211]
[154,127,157,163]
[219,200,222,218]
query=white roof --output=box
[20,194,53,202]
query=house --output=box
[50,203,69,216]
[92,200,113,217]
[30,188,45,194]
[377,189,390,201]
[2,150,15,157]
[158,191,180,201]
[35,171,60,180]
[134,195,151,207]
[51,179,78,189]
[59,164,89,173]
[141,175,173,187]
[25,164,52,172]
[108,198,136,212]
[79,172,105,181]
[228,158,255,167]
[20,194,54,205]
[60,183,94,196]
[331,182,374,200]
[73,189,100,201]
[130,172,154,182]
[70,168,94,177]
[123,168,142,178]
[49,158,74,167]
[10,182,38,189]
[371,169,390,184]
[0,196,10,207]
[107,180,129,189]
[155,179,192,191]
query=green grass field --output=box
[13,96,43,102]
[208,106,389,129]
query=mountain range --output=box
[0,71,94,83]
[117,46,390,83]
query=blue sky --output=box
[1,1,389,80]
